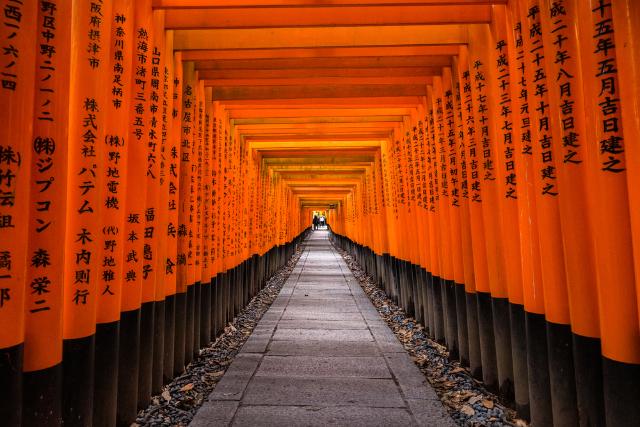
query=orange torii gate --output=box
[1,1,640,426]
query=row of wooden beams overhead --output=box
[163,5,490,28]
[153,0,506,8]
[157,0,504,208]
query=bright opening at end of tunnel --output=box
[2,1,640,426]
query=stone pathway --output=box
[191,231,455,426]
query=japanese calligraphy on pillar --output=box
[590,0,625,173]
[122,0,151,311]
[157,29,171,297]
[23,0,70,370]
[0,0,36,373]
[143,23,161,301]
[65,0,112,338]
[472,60,496,183]
[98,3,131,322]
[512,21,533,163]
[495,38,517,199]
[27,0,66,318]
[434,85,447,201]
[542,0,583,166]
[444,87,460,207]
[461,69,481,202]
[177,62,194,288]
[426,92,440,210]
[165,53,181,284]
[525,3,560,196]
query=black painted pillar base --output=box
[414,266,424,325]
[426,272,436,339]
[137,300,155,410]
[185,284,195,365]
[193,281,201,359]
[476,292,498,392]
[411,264,422,323]
[117,309,140,426]
[525,312,553,427]
[444,279,458,360]
[152,299,165,394]
[572,334,604,427]
[94,320,120,427]
[509,303,529,421]
[454,283,469,367]
[602,356,640,426]
[421,269,431,337]
[1,343,23,426]
[465,292,482,380]
[492,297,514,402]
[209,276,217,342]
[173,292,186,376]
[200,281,211,349]
[432,275,445,343]
[62,334,95,426]
[22,362,62,426]
[163,294,176,384]
[546,321,578,426]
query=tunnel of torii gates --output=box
[2,0,640,426]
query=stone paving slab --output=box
[266,340,382,357]
[272,328,374,342]
[231,406,416,426]
[242,377,406,407]
[280,310,364,321]
[256,355,391,378]
[276,319,368,330]
[191,231,455,427]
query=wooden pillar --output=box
[63,1,113,424]
[18,2,59,426]
[576,0,640,424]
[93,1,132,425]
[116,0,150,423]
[453,51,484,381]
[177,59,195,368]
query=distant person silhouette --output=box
[312,215,319,230]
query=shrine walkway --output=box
[191,231,454,426]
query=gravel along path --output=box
[134,248,304,427]
[335,247,529,427]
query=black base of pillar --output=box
[572,334,604,427]
[173,292,186,376]
[465,292,482,380]
[432,275,445,343]
[163,294,176,384]
[546,321,578,426]
[525,312,553,427]
[117,309,140,426]
[509,303,529,420]
[492,297,513,402]
[1,343,23,426]
[602,356,640,426]
[137,301,155,410]
[185,284,195,365]
[455,284,469,366]
[62,334,95,426]
[476,292,498,392]
[152,299,165,394]
[200,281,211,349]
[193,281,201,358]
[444,279,458,360]
[22,361,62,426]
[94,320,120,427]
